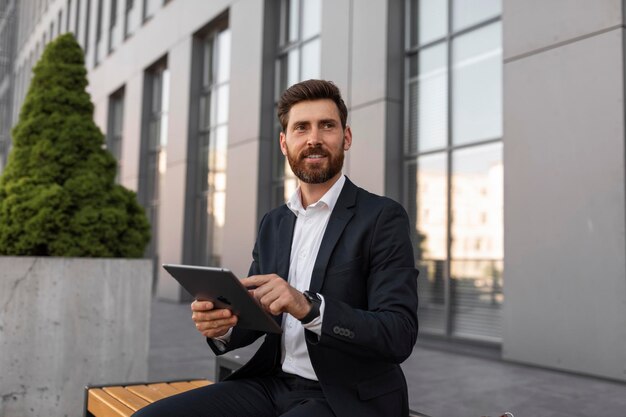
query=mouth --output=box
[305,154,326,160]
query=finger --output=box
[192,308,232,323]
[241,274,274,288]
[199,317,238,337]
[196,316,237,331]
[191,300,214,311]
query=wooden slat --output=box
[125,384,167,404]
[189,379,212,388]
[87,380,213,417]
[88,388,134,417]
[169,381,199,392]
[145,382,182,397]
[103,386,151,411]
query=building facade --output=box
[2,0,626,383]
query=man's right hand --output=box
[191,300,238,338]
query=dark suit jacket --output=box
[209,177,419,417]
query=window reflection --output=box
[301,0,321,40]
[273,0,321,206]
[143,0,160,20]
[408,154,448,335]
[142,60,169,288]
[453,0,501,31]
[452,22,502,146]
[107,88,124,180]
[409,44,447,153]
[405,0,502,343]
[125,0,140,38]
[450,143,503,340]
[412,0,447,46]
[193,26,230,267]
[301,39,320,81]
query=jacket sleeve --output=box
[305,202,419,363]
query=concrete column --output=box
[502,0,626,381]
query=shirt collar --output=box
[286,175,346,216]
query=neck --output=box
[299,173,342,208]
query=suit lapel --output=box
[276,208,296,283]
[272,208,296,328]
[309,178,357,293]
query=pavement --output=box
[149,299,626,417]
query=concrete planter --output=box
[0,257,152,417]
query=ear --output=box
[279,131,288,156]
[343,126,353,151]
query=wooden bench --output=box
[85,377,431,417]
[85,379,211,417]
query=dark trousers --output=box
[132,371,336,417]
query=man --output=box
[135,79,418,417]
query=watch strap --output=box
[300,291,321,324]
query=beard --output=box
[286,142,345,184]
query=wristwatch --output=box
[300,291,321,324]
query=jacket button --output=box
[333,326,340,334]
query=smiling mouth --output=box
[305,154,326,160]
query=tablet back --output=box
[162,264,282,334]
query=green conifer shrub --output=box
[0,33,150,257]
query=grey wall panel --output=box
[320,0,351,98]
[349,100,387,194]
[503,27,626,381]
[503,0,622,60]
[349,0,387,108]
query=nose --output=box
[307,127,322,146]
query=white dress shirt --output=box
[212,175,346,381]
[280,174,346,380]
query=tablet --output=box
[162,264,282,334]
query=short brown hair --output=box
[277,79,348,131]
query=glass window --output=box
[143,0,160,21]
[141,60,169,285]
[95,0,104,64]
[84,0,91,55]
[404,0,502,343]
[452,22,502,146]
[109,0,123,52]
[407,154,448,334]
[107,88,125,180]
[409,0,448,46]
[74,0,80,39]
[190,25,231,267]
[408,43,447,154]
[453,0,501,31]
[450,143,503,341]
[125,0,140,38]
[301,0,321,40]
[67,0,71,32]
[272,0,322,206]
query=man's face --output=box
[280,99,352,184]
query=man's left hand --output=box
[241,274,310,319]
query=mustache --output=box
[300,147,329,159]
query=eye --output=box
[322,122,335,129]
